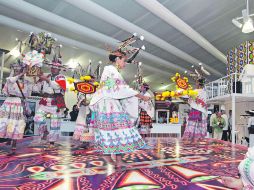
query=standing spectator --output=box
[181,117,187,137]
[212,112,225,140]
[210,109,218,138]
[228,110,232,141]
[69,105,79,121]
[221,106,229,141]
[63,108,69,118]
[206,111,212,137]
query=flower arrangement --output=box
[161,89,198,99]
[158,73,198,101]
[171,73,192,90]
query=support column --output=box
[167,110,169,124]
[232,94,236,144]
[0,52,5,93]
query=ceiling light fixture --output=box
[232,0,254,33]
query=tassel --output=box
[201,66,210,76]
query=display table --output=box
[60,120,76,136]
[151,123,181,138]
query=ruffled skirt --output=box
[183,108,207,140]
[90,98,145,154]
[0,97,26,140]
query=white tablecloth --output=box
[151,123,181,137]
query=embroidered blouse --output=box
[90,65,138,105]
[3,75,33,98]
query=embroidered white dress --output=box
[0,75,33,140]
[90,65,145,154]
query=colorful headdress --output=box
[10,59,26,70]
[188,63,210,86]
[67,60,101,94]
[28,32,56,55]
[71,60,101,80]
[51,46,63,69]
[17,32,59,76]
[51,59,63,69]
[43,45,68,70]
[142,82,150,89]
[108,33,145,64]
[9,59,27,77]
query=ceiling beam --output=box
[0,15,173,77]
[64,0,223,77]
[0,0,188,74]
[2,67,10,73]
[135,0,227,65]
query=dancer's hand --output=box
[143,96,150,101]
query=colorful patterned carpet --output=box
[0,137,247,190]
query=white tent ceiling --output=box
[0,0,254,91]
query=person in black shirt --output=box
[69,105,79,121]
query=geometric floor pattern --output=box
[0,137,247,190]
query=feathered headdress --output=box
[108,33,145,64]
[43,44,67,70]
[22,32,58,68]
[9,59,27,77]
[70,60,102,80]
[10,59,26,70]
[188,63,210,86]
[142,82,150,89]
[28,32,56,55]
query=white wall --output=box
[65,90,78,110]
